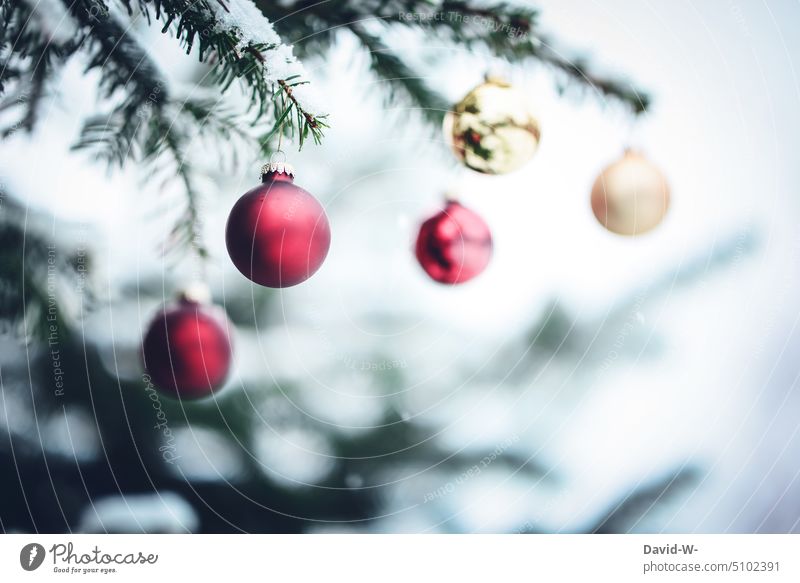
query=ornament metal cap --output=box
[483,72,510,86]
[177,282,212,305]
[260,157,295,180]
[443,189,461,203]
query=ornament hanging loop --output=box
[443,189,461,203]
[261,149,294,179]
[269,149,287,165]
[260,112,293,179]
[263,96,290,179]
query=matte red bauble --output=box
[141,291,233,400]
[226,161,331,288]
[415,201,492,284]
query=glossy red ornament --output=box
[415,201,492,284]
[226,163,331,288]
[141,295,233,400]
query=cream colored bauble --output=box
[591,150,670,236]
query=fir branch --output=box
[1,0,653,267]
[589,468,698,533]
[160,126,208,260]
[0,196,91,342]
[274,78,326,147]
[254,0,335,59]
[63,0,165,104]
[64,0,211,258]
[348,24,450,125]
[533,45,650,113]
[127,0,326,141]
[18,46,49,132]
[262,0,650,114]
[408,0,650,113]
[0,1,74,134]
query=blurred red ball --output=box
[141,298,232,400]
[226,170,330,288]
[415,201,492,284]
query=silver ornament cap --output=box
[177,282,212,304]
[260,161,295,179]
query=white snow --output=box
[207,0,324,117]
[78,492,199,533]
[211,0,283,47]
[24,0,78,45]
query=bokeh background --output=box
[2,0,800,533]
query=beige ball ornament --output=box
[590,150,670,236]
[444,76,541,175]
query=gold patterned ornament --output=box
[444,76,541,175]
[590,150,670,236]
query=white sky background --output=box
[2,0,800,532]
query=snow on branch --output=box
[197,0,326,145]
[127,0,326,147]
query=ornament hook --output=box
[269,149,287,165]
[260,150,294,179]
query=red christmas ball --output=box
[141,295,233,400]
[415,201,492,284]
[226,163,331,288]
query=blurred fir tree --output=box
[1,0,648,262]
[0,0,727,534]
